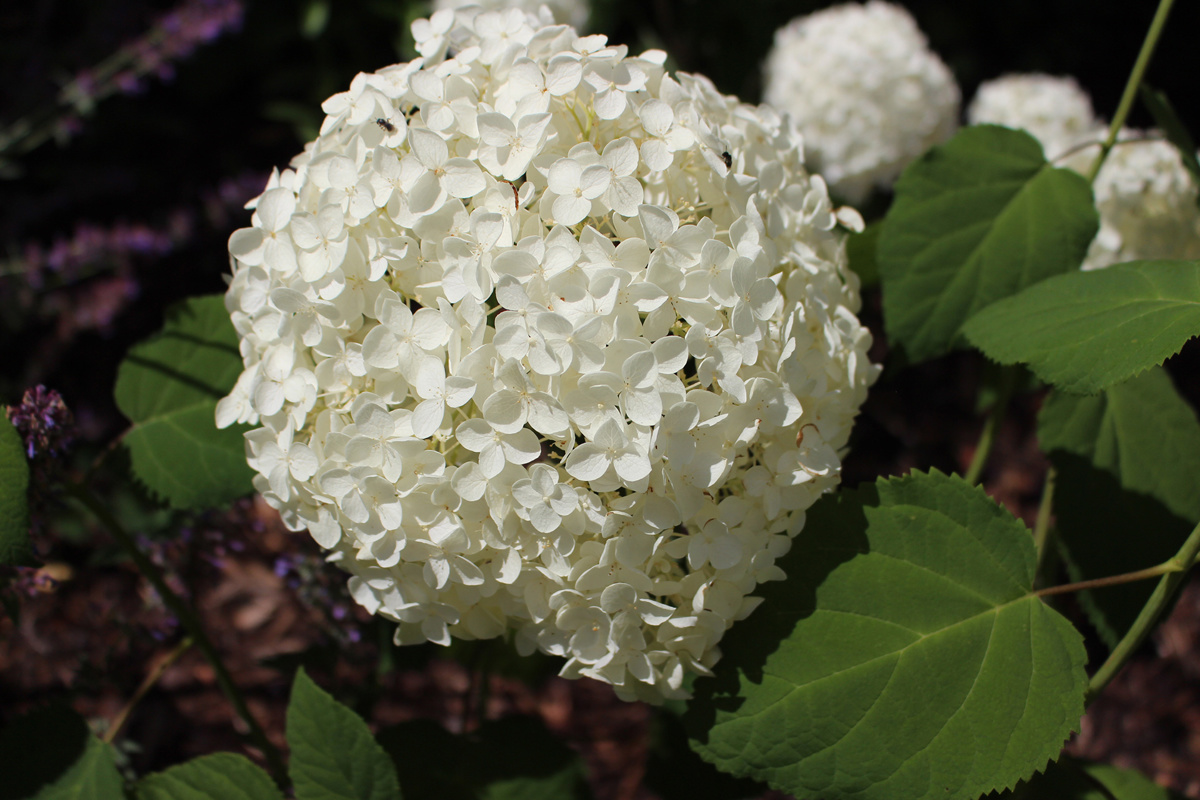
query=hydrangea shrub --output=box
[216,6,877,701]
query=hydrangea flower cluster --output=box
[969,73,1200,271]
[434,0,590,31]
[218,5,877,701]
[762,1,959,204]
[1072,131,1200,270]
[967,74,1097,161]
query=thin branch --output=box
[65,481,289,788]
[1084,519,1200,704]
[1086,0,1177,183]
[104,636,193,744]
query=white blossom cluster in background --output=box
[969,73,1200,271]
[217,4,877,702]
[762,1,960,204]
[966,74,1097,161]
[1074,132,1200,270]
[434,0,590,31]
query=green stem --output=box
[1083,517,1200,704]
[65,481,289,788]
[104,636,193,744]
[1086,0,1177,183]
[1032,466,1056,582]
[964,366,1017,485]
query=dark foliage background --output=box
[2,1,1199,797]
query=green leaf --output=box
[286,667,401,800]
[1140,85,1200,191]
[962,260,1200,394]
[0,413,33,566]
[1037,367,1200,644]
[878,124,1098,363]
[136,753,282,800]
[1011,756,1186,799]
[1079,761,1187,800]
[0,704,125,800]
[684,470,1087,800]
[377,717,591,800]
[114,294,255,509]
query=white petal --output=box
[564,443,609,481]
[409,127,448,169]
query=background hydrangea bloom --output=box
[434,0,591,31]
[967,73,1099,161]
[762,0,960,204]
[1072,131,1200,270]
[218,6,877,702]
[969,73,1200,271]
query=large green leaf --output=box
[878,124,1098,363]
[286,668,401,800]
[0,414,33,566]
[136,753,282,800]
[684,470,1088,800]
[377,717,591,800]
[0,704,125,800]
[114,294,254,509]
[962,260,1200,394]
[1038,367,1200,644]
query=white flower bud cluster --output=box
[969,74,1200,271]
[967,74,1098,161]
[434,0,590,31]
[1073,131,1200,271]
[218,5,877,702]
[762,1,960,204]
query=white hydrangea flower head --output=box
[1063,129,1200,271]
[433,0,590,31]
[219,6,878,703]
[762,0,960,204]
[967,73,1098,161]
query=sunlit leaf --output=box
[878,124,1098,363]
[685,470,1087,800]
[114,294,254,510]
[963,260,1200,394]
[136,753,282,800]
[287,668,402,800]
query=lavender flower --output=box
[7,386,75,461]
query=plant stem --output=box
[104,636,193,744]
[964,366,1017,485]
[1032,466,1056,582]
[1086,0,1176,183]
[65,481,289,788]
[1034,563,1173,598]
[1083,517,1200,704]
